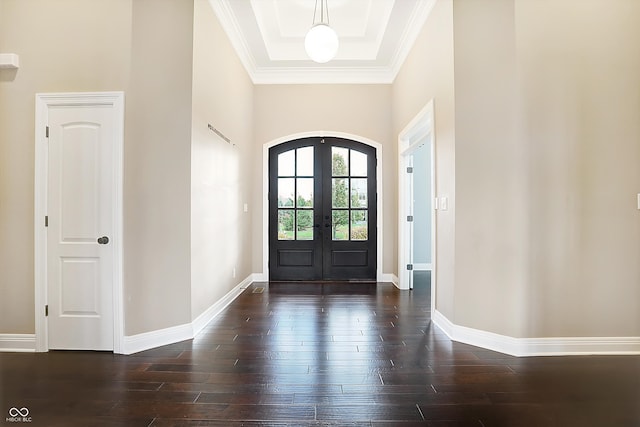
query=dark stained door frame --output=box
[269,137,377,281]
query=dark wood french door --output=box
[269,137,377,281]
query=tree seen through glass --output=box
[331,149,368,241]
[277,146,368,241]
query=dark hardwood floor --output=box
[2,281,639,426]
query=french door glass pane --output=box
[332,147,349,176]
[332,178,348,208]
[278,210,294,240]
[296,178,314,208]
[277,144,370,242]
[277,178,294,207]
[351,211,368,240]
[278,150,295,176]
[296,146,314,176]
[278,147,316,241]
[332,210,349,240]
[351,150,367,176]
[350,178,367,208]
[296,210,313,240]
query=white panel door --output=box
[47,105,114,350]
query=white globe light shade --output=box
[304,24,339,63]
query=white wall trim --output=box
[433,310,520,355]
[262,131,384,283]
[122,323,193,355]
[121,274,253,355]
[384,274,399,288]
[250,67,397,85]
[192,275,252,336]
[251,272,268,282]
[0,334,36,352]
[519,337,640,356]
[398,99,436,313]
[433,310,640,357]
[207,0,258,82]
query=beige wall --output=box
[452,0,528,337]
[392,0,456,317]
[252,84,394,274]
[516,0,640,337]
[394,0,639,339]
[450,0,640,338]
[191,0,254,320]
[0,0,196,337]
[0,0,133,334]
[124,0,194,335]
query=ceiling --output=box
[208,0,436,84]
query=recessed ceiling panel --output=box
[210,0,436,83]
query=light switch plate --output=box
[440,196,448,211]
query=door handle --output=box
[97,236,110,245]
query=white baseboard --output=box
[122,323,193,355]
[251,272,268,282]
[382,273,399,287]
[433,310,521,355]
[518,337,640,356]
[192,275,251,336]
[0,334,36,352]
[433,310,640,357]
[121,274,254,355]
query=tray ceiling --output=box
[208,0,436,84]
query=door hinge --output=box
[407,215,413,222]
[45,305,49,316]
[407,264,413,271]
[45,126,49,138]
[406,166,413,173]
[45,216,48,227]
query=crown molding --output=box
[251,66,397,85]
[387,0,437,81]
[208,0,258,78]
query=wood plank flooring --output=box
[2,281,639,426]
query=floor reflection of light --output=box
[323,298,383,387]
[263,291,386,391]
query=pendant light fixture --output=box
[305,0,339,63]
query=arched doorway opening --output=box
[262,132,383,282]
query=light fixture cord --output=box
[324,0,330,25]
[312,0,330,26]
[312,0,318,25]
